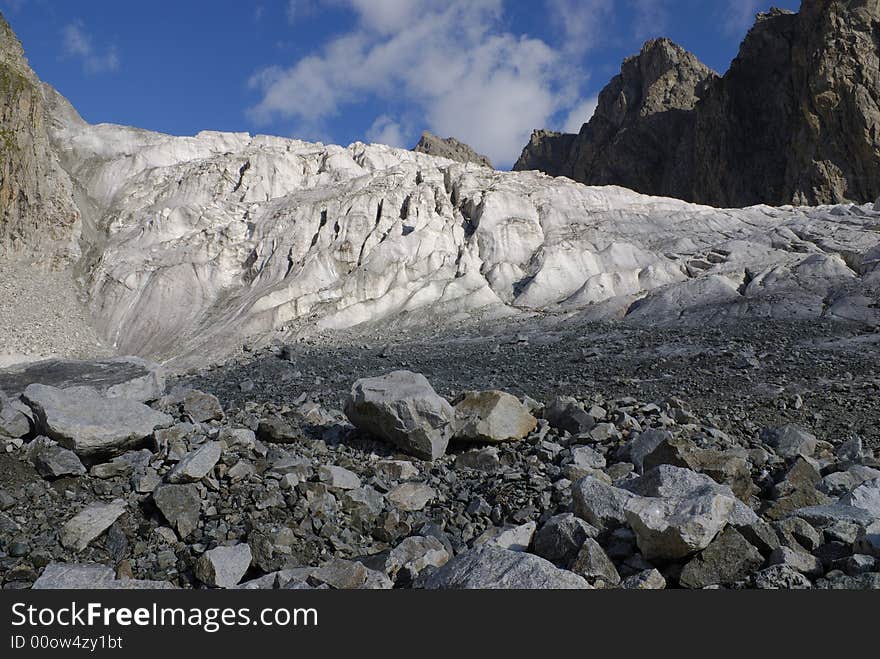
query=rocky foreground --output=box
[1,321,878,590]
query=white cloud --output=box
[248,0,579,168]
[365,114,407,148]
[61,21,119,74]
[630,0,669,40]
[546,0,613,55]
[562,95,598,133]
[723,0,761,36]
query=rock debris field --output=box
[0,319,878,590]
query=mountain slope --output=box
[515,0,880,207]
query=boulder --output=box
[452,390,537,443]
[571,476,636,530]
[60,499,126,551]
[417,546,591,589]
[387,482,436,512]
[544,397,595,435]
[760,424,818,459]
[318,465,362,490]
[624,486,739,561]
[28,438,85,478]
[570,538,621,586]
[474,522,537,552]
[22,384,172,458]
[381,536,451,585]
[839,477,880,517]
[195,544,253,588]
[0,357,165,403]
[532,513,599,566]
[181,390,224,423]
[345,371,454,460]
[679,526,764,588]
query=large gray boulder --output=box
[417,546,591,589]
[624,485,741,561]
[345,371,455,460]
[32,563,175,589]
[167,442,222,484]
[22,384,173,459]
[571,476,636,530]
[0,356,165,403]
[453,390,537,443]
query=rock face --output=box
[412,131,493,168]
[345,371,455,460]
[515,1,880,207]
[22,384,173,458]
[0,13,79,263]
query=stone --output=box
[167,441,222,483]
[382,536,451,584]
[22,384,173,458]
[621,569,667,590]
[769,546,824,579]
[454,447,502,472]
[532,513,599,567]
[452,390,537,443]
[195,544,252,588]
[544,397,595,435]
[418,546,591,589]
[318,465,361,490]
[256,417,300,444]
[774,517,822,552]
[28,439,86,478]
[32,563,117,589]
[790,504,875,527]
[629,428,672,473]
[182,390,224,423]
[624,486,739,561]
[753,564,812,590]
[345,371,455,461]
[679,526,764,589]
[760,425,818,460]
[153,484,202,538]
[0,400,32,438]
[571,476,636,530]
[0,357,165,403]
[839,478,880,517]
[60,499,126,551]
[854,521,880,558]
[308,558,368,590]
[375,459,419,481]
[843,554,876,576]
[474,522,537,552]
[387,482,436,512]
[570,538,620,586]
[90,449,152,479]
[570,445,607,470]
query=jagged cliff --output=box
[412,131,493,169]
[515,0,880,207]
[0,13,79,264]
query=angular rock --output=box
[22,384,173,458]
[679,526,764,589]
[621,568,667,590]
[570,538,621,586]
[768,546,824,577]
[418,546,591,589]
[195,544,252,588]
[854,521,880,558]
[153,484,201,538]
[387,482,435,512]
[544,397,595,435]
[629,428,672,473]
[532,513,599,566]
[345,371,454,461]
[32,563,116,589]
[382,536,451,585]
[412,131,493,168]
[790,504,875,527]
[60,499,126,551]
[760,424,818,459]
[753,564,812,590]
[571,476,636,530]
[624,486,739,561]
[453,390,537,443]
[839,478,880,517]
[167,441,222,483]
[28,439,86,478]
[318,465,361,490]
[182,390,223,423]
[474,522,536,552]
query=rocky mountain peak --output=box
[516,0,880,207]
[412,131,493,168]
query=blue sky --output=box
[2,0,801,167]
